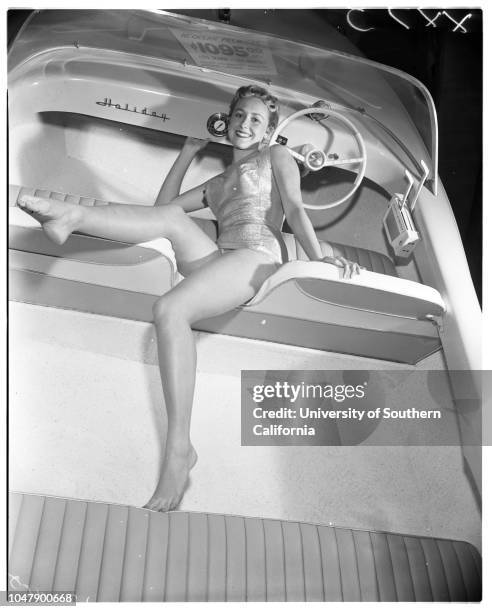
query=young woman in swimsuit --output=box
[17,85,359,512]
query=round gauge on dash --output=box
[207,112,229,137]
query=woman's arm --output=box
[154,137,209,209]
[270,144,360,278]
[271,144,323,260]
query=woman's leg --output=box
[17,195,277,511]
[17,194,218,272]
[146,248,278,512]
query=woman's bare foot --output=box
[17,195,82,245]
[144,445,197,512]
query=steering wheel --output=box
[269,104,367,209]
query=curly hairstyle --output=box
[228,85,279,132]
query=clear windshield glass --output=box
[9,9,436,185]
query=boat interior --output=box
[8,10,482,602]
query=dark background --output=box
[8,8,482,302]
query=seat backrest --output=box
[282,232,397,276]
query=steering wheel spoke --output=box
[285,148,306,163]
[270,106,367,209]
[324,156,365,168]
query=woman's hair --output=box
[228,85,279,132]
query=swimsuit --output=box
[204,147,287,264]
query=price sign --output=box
[171,27,277,75]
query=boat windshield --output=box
[9,9,437,189]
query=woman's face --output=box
[228,96,271,150]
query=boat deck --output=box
[9,302,481,552]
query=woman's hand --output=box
[321,255,363,279]
[182,137,210,156]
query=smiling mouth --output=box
[235,131,252,138]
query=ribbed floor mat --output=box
[8,493,481,602]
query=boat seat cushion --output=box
[327,242,397,276]
[282,232,397,276]
[9,493,481,602]
[9,184,396,277]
